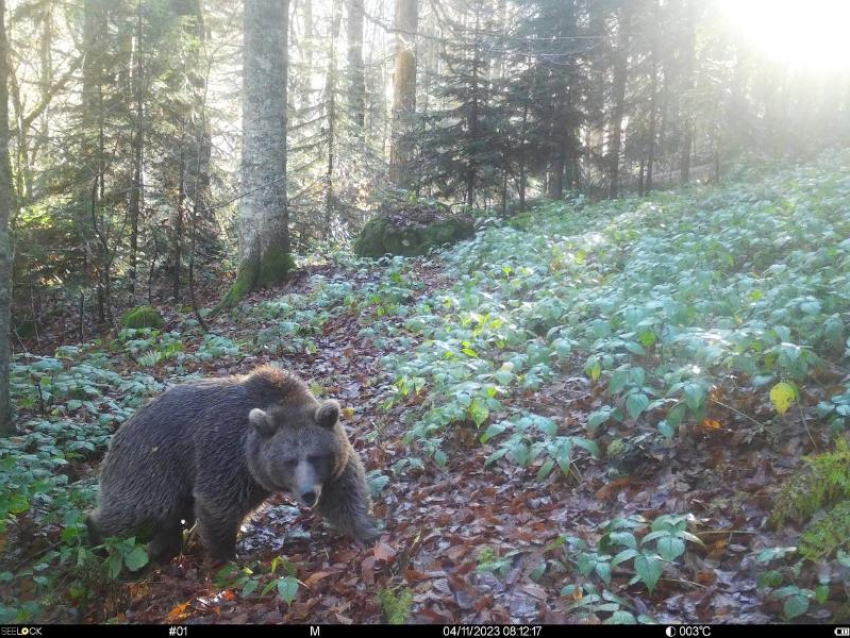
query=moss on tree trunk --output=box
[257,245,296,288]
[217,246,295,311]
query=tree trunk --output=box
[347,0,366,129]
[0,0,14,433]
[587,3,607,179]
[220,0,293,309]
[546,80,566,200]
[32,1,52,202]
[325,0,341,237]
[389,0,418,189]
[301,0,314,113]
[174,137,185,302]
[82,0,111,326]
[645,0,660,193]
[175,0,211,302]
[679,0,696,183]
[466,10,481,208]
[128,0,145,301]
[609,7,630,198]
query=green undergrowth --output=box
[379,587,414,624]
[555,513,702,623]
[799,501,850,561]
[2,255,424,620]
[5,150,850,622]
[1,350,164,621]
[381,150,850,474]
[1,326,251,621]
[246,256,423,358]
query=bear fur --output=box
[86,366,378,562]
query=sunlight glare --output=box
[716,0,850,71]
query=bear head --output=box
[247,399,349,508]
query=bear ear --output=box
[249,408,276,437]
[315,400,340,429]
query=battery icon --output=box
[834,628,849,636]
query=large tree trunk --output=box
[220,0,293,309]
[347,0,366,129]
[388,0,418,189]
[1,0,14,433]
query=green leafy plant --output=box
[379,587,414,624]
[476,546,516,580]
[560,583,653,624]
[559,514,702,595]
[214,557,300,603]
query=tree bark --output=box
[389,0,418,189]
[34,0,52,200]
[326,0,341,232]
[0,0,14,433]
[82,0,111,326]
[347,0,366,129]
[679,0,696,183]
[175,0,211,302]
[128,0,145,301]
[587,3,607,179]
[220,0,293,309]
[645,0,660,193]
[609,7,630,198]
[301,0,314,113]
[465,8,481,207]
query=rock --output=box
[120,305,165,329]
[355,201,475,258]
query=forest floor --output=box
[112,263,808,624]
[4,151,850,624]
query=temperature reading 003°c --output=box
[666,626,711,638]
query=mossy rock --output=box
[120,305,165,329]
[771,439,850,527]
[355,202,474,258]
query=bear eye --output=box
[283,459,298,468]
[308,454,329,465]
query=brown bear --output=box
[86,366,379,562]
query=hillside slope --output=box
[3,151,850,623]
